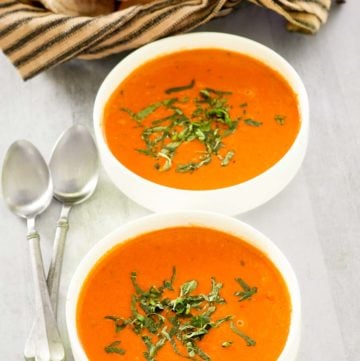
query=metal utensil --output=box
[2,140,65,361]
[24,124,99,359]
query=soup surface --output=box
[77,226,291,361]
[103,49,300,190]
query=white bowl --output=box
[94,32,309,215]
[66,211,301,361]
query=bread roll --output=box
[40,0,115,16]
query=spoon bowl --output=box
[50,124,99,205]
[2,140,52,219]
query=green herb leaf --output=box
[104,316,129,333]
[176,156,211,173]
[176,152,212,173]
[221,340,233,348]
[136,148,156,156]
[221,150,235,167]
[142,334,167,361]
[131,272,144,295]
[274,114,286,125]
[195,344,211,361]
[162,98,178,107]
[157,151,172,172]
[120,107,137,119]
[214,315,233,326]
[180,280,197,297]
[121,103,162,122]
[234,277,258,301]
[204,87,232,96]
[230,321,256,347]
[207,278,225,304]
[180,96,190,103]
[199,89,211,99]
[162,266,177,290]
[207,108,233,127]
[244,118,262,127]
[136,103,162,121]
[165,80,195,94]
[104,341,126,355]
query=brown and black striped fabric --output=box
[0,0,331,80]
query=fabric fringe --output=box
[0,0,331,79]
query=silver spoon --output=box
[24,124,99,359]
[2,140,65,361]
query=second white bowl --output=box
[66,211,301,361]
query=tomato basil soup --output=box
[103,49,300,190]
[77,227,291,361]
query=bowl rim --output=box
[93,31,309,196]
[66,210,301,361]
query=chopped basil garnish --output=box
[120,83,286,174]
[104,269,257,359]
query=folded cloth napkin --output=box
[0,0,331,80]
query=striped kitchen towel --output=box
[0,0,333,80]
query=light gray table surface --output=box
[0,2,359,360]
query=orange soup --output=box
[103,49,300,190]
[77,227,291,361]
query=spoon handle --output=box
[25,227,65,361]
[24,207,70,360]
[47,204,71,311]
